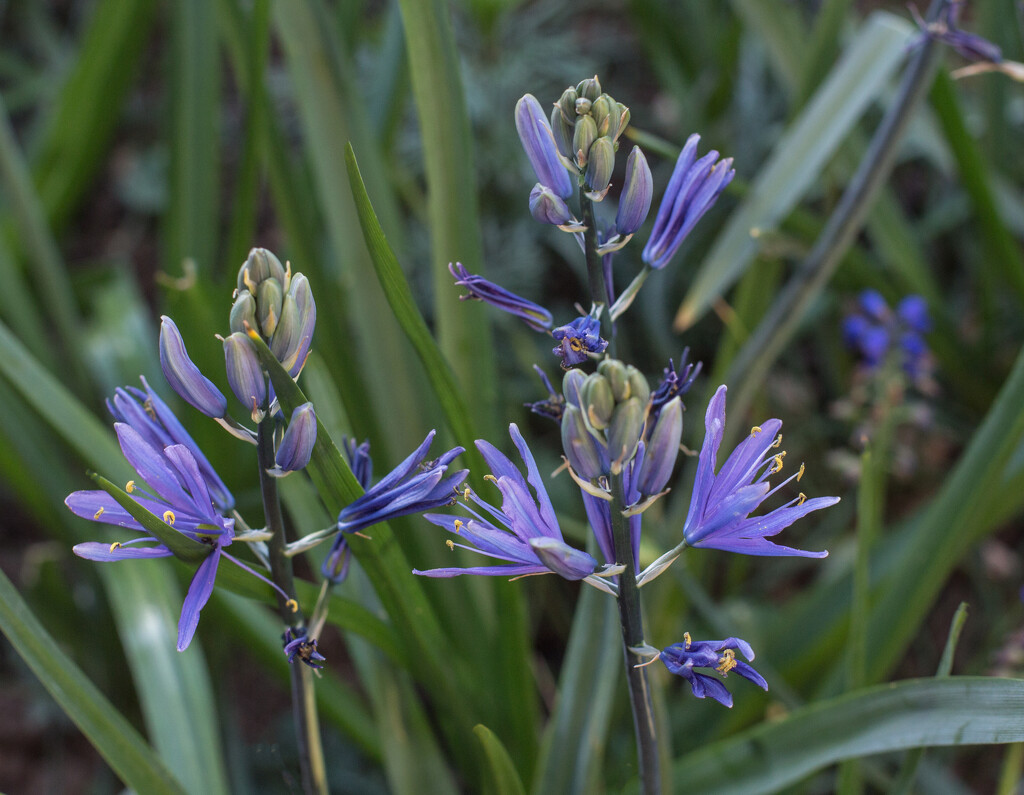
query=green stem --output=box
[580,188,614,347]
[610,473,660,794]
[257,419,327,795]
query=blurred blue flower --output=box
[450,262,553,332]
[67,415,289,651]
[682,385,837,558]
[415,424,598,581]
[842,290,932,377]
[660,634,767,708]
[552,316,608,368]
[642,134,735,270]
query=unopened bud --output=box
[530,184,575,226]
[256,278,284,338]
[556,88,578,124]
[561,405,608,480]
[223,332,266,413]
[159,316,227,418]
[516,94,574,199]
[237,247,286,292]
[562,368,587,409]
[585,138,615,196]
[275,403,317,473]
[637,397,682,495]
[591,95,611,135]
[229,291,257,335]
[626,366,651,406]
[615,147,653,235]
[580,373,614,430]
[550,105,575,160]
[271,273,316,376]
[598,359,630,402]
[573,115,598,167]
[576,76,601,101]
[574,97,592,116]
[608,397,644,464]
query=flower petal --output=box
[176,549,220,651]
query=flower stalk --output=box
[257,418,327,795]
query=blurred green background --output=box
[1,0,1023,792]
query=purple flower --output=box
[414,424,598,581]
[66,416,288,651]
[682,385,837,558]
[283,628,326,670]
[660,634,767,708]
[843,290,932,377]
[649,350,701,419]
[515,94,574,200]
[450,262,553,332]
[320,438,373,584]
[642,134,735,270]
[552,316,608,369]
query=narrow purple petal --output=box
[114,423,192,508]
[176,549,220,651]
[73,542,173,561]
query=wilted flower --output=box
[283,628,326,670]
[450,262,553,332]
[415,424,598,581]
[682,385,837,557]
[660,634,767,708]
[552,316,608,368]
[649,350,701,419]
[642,134,735,270]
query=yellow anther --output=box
[772,433,783,449]
[446,539,455,551]
[569,337,583,352]
[484,474,498,485]
[750,425,762,436]
[716,648,738,676]
[126,480,136,493]
[797,463,805,482]
[109,541,121,552]
[683,632,692,649]
[93,507,105,520]
[163,510,176,526]
[772,453,785,472]
[453,519,464,533]
[462,487,471,501]
[797,493,807,506]
[285,599,298,613]
[144,399,157,421]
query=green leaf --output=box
[475,724,527,795]
[674,11,913,330]
[673,677,1024,794]
[0,567,187,795]
[88,472,210,563]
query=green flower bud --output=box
[557,87,578,124]
[550,105,575,161]
[585,137,615,196]
[608,397,645,466]
[580,373,614,430]
[237,247,286,293]
[576,76,601,101]
[229,291,257,335]
[256,279,284,338]
[613,103,630,142]
[271,273,316,376]
[627,366,651,406]
[573,115,598,167]
[591,95,612,136]
[598,359,630,402]
[575,97,592,116]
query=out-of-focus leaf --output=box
[675,12,913,330]
[0,567,187,795]
[476,724,527,795]
[672,677,1024,795]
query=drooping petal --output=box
[176,549,220,651]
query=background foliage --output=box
[1,0,1023,792]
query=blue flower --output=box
[649,350,701,419]
[552,316,608,368]
[682,385,837,558]
[842,290,932,377]
[516,93,574,200]
[660,634,767,708]
[450,262,553,332]
[414,424,598,581]
[67,415,290,651]
[642,134,735,270]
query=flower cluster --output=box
[842,289,932,379]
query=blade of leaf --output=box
[0,567,188,795]
[672,677,1024,795]
[475,724,527,795]
[674,11,913,331]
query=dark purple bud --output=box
[275,403,317,473]
[637,397,682,495]
[615,147,653,235]
[223,332,266,413]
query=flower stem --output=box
[580,189,614,347]
[609,473,661,794]
[257,419,328,795]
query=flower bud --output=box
[580,373,614,430]
[627,366,651,406]
[561,405,608,480]
[529,537,597,580]
[530,184,574,226]
[556,87,578,124]
[229,291,257,335]
[271,273,316,376]
[159,316,227,418]
[572,115,598,167]
[223,332,266,414]
[256,278,284,338]
[576,76,601,101]
[637,397,682,495]
[275,403,317,473]
[516,94,574,199]
[615,147,653,235]
[608,397,644,465]
[237,247,286,293]
[591,95,611,135]
[611,102,630,142]
[562,368,587,409]
[598,359,630,402]
[584,137,615,196]
[574,96,592,116]
[550,105,575,160]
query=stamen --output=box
[453,519,463,533]
[445,539,455,551]
[109,541,121,552]
[569,337,583,352]
[797,463,805,482]
[716,648,737,676]
[144,399,157,421]
[285,599,299,613]
[772,433,782,449]
[484,474,498,485]
[163,510,176,526]
[683,631,692,649]
[93,507,105,520]
[126,480,136,493]
[462,487,471,501]
[797,493,806,505]
[750,425,762,436]
[772,453,785,473]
